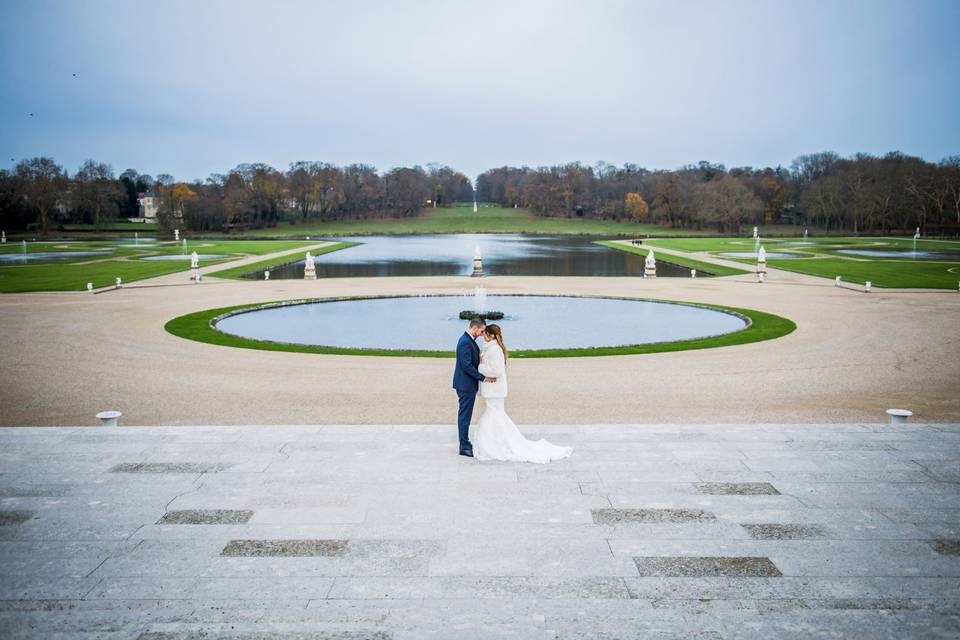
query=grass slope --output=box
[208,242,359,279]
[165,296,796,359]
[216,207,716,238]
[596,241,749,277]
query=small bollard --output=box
[835,276,841,286]
[96,410,122,427]
[264,270,270,281]
[865,281,871,293]
[115,276,122,289]
[691,269,696,278]
[886,408,912,425]
[757,271,764,283]
[195,272,202,283]
[87,282,93,292]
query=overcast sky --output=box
[1,0,958,182]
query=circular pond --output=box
[113,243,160,248]
[717,251,806,259]
[0,251,110,264]
[212,295,749,351]
[141,254,228,261]
[835,249,960,259]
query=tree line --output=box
[2,152,959,235]
[0,160,472,233]
[477,152,960,234]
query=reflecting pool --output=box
[835,249,960,259]
[717,251,807,259]
[242,235,695,278]
[140,254,229,261]
[214,295,748,351]
[0,251,110,264]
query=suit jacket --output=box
[452,332,485,393]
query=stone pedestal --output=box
[644,264,656,278]
[757,259,766,274]
[471,257,484,277]
[304,263,317,280]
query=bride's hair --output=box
[484,324,508,361]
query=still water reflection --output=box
[214,295,747,351]
[242,234,695,278]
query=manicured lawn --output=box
[124,240,319,256]
[217,207,713,238]
[0,240,317,292]
[596,241,749,277]
[61,222,159,231]
[164,296,796,358]
[748,257,960,289]
[643,236,960,288]
[209,242,359,279]
[0,259,225,293]
[645,236,960,254]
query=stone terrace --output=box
[1,423,959,639]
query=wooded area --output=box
[0,161,472,233]
[477,152,960,234]
[2,152,958,234]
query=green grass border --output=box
[207,241,360,279]
[164,294,796,358]
[596,240,750,277]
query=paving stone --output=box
[326,576,631,599]
[221,540,349,557]
[633,556,783,577]
[110,463,229,474]
[1,423,959,638]
[0,510,34,525]
[930,539,960,556]
[591,508,717,524]
[158,510,254,525]
[0,486,71,497]
[695,482,781,495]
[136,632,391,640]
[742,523,828,540]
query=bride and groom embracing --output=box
[452,317,573,463]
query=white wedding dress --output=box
[472,341,573,463]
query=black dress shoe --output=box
[459,449,474,457]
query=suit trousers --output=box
[456,390,477,452]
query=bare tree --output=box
[15,157,66,233]
[74,160,124,228]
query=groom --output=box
[452,317,496,457]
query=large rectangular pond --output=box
[242,234,696,278]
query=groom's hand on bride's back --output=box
[485,377,497,383]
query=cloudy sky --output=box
[1,0,958,182]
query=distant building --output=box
[136,191,159,222]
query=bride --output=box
[473,324,573,463]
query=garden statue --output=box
[644,250,657,278]
[757,245,767,274]
[471,245,484,277]
[753,226,758,238]
[304,251,317,280]
[190,252,199,269]
[174,229,180,241]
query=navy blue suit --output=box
[452,331,485,453]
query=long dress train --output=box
[472,341,573,463]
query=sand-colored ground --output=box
[0,253,958,426]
